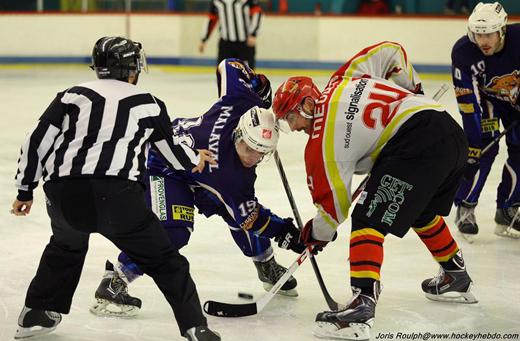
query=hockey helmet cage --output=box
[272,76,321,120]
[467,2,507,43]
[91,36,148,81]
[234,106,279,155]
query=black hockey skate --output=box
[90,260,142,317]
[456,202,478,234]
[455,201,478,243]
[422,250,477,304]
[14,306,62,340]
[314,282,381,341]
[184,326,221,341]
[494,205,520,239]
[254,256,298,297]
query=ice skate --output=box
[455,202,478,243]
[184,326,221,341]
[14,306,61,340]
[422,250,478,304]
[494,206,520,239]
[313,282,380,341]
[254,255,298,297]
[90,260,142,317]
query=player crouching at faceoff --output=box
[452,2,520,239]
[90,59,306,320]
[272,42,478,340]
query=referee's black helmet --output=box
[90,36,147,81]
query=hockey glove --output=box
[252,74,272,109]
[463,147,481,180]
[301,220,336,254]
[274,218,306,254]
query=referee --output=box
[11,37,220,341]
[199,0,262,69]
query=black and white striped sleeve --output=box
[149,98,200,171]
[248,0,262,37]
[201,2,219,43]
[15,92,65,201]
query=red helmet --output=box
[272,76,321,120]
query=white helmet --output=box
[234,106,279,155]
[467,2,507,43]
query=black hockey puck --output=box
[237,292,254,300]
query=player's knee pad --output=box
[164,226,192,250]
[230,227,271,258]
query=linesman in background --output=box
[199,0,262,69]
[11,36,219,341]
[452,2,520,239]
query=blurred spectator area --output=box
[1,0,520,14]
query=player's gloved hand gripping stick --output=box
[463,120,519,179]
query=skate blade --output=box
[89,298,140,318]
[425,283,478,304]
[262,282,298,297]
[313,320,372,340]
[14,325,58,340]
[458,231,476,244]
[494,224,520,239]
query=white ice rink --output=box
[1,66,519,341]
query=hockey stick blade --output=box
[203,300,257,317]
[203,247,311,317]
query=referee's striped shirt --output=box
[15,79,200,201]
[201,0,262,43]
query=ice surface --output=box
[1,66,518,340]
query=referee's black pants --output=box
[24,177,206,335]
[218,39,256,69]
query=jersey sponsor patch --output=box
[458,103,475,114]
[172,205,194,222]
[149,176,167,221]
[454,87,473,98]
[481,118,500,133]
[366,174,413,226]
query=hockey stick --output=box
[273,151,343,311]
[455,120,519,243]
[203,246,312,317]
[203,156,365,317]
[203,83,451,318]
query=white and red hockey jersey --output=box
[306,41,445,241]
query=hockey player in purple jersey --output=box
[452,2,520,239]
[90,59,306,319]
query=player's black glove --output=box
[252,74,272,109]
[274,218,306,254]
[301,220,337,255]
[463,147,481,180]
